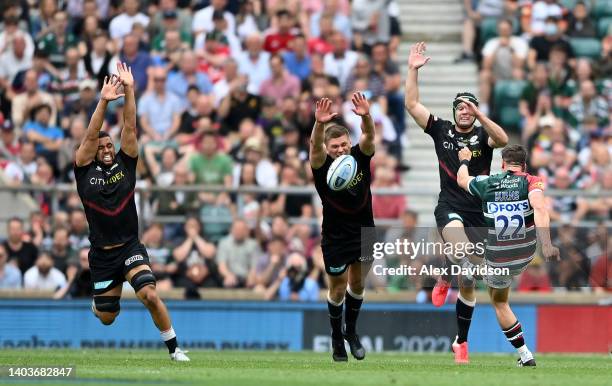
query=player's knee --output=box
[130,269,156,293]
[137,286,160,308]
[94,296,121,325]
[328,284,347,302]
[347,280,364,295]
[99,312,119,325]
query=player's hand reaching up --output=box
[116,61,134,88]
[458,97,482,118]
[458,147,472,162]
[314,98,338,123]
[408,42,431,70]
[350,92,370,116]
[100,75,124,101]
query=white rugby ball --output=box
[326,154,358,191]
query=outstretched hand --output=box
[100,75,124,101]
[408,42,431,70]
[314,98,338,123]
[350,92,370,116]
[116,61,134,88]
[542,245,561,262]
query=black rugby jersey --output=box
[312,144,375,242]
[74,150,139,247]
[425,114,494,213]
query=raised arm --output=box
[459,97,509,148]
[75,75,124,167]
[457,147,474,191]
[309,98,338,169]
[529,190,560,261]
[404,42,432,130]
[117,62,138,157]
[351,92,375,156]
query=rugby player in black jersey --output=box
[404,42,509,363]
[74,62,189,361]
[310,93,375,362]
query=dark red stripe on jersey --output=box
[324,191,370,215]
[495,235,537,247]
[426,115,434,130]
[83,190,135,217]
[438,160,457,181]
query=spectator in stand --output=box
[269,163,312,218]
[36,11,78,69]
[0,16,35,61]
[263,9,296,54]
[44,226,75,274]
[480,18,529,115]
[192,0,236,39]
[343,54,385,99]
[23,251,66,292]
[0,117,20,167]
[0,244,22,289]
[282,34,311,81]
[372,164,406,219]
[545,167,590,224]
[323,31,358,90]
[218,75,262,134]
[4,142,37,186]
[63,79,98,121]
[567,1,597,38]
[216,218,260,288]
[141,223,174,291]
[167,50,213,107]
[189,131,234,188]
[259,54,301,105]
[109,0,150,44]
[49,47,89,112]
[212,58,241,107]
[115,33,151,95]
[53,247,92,299]
[235,33,271,95]
[568,80,610,128]
[371,42,404,138]
[351,0,390,53]
[517,257,552,292]
[22,104,63,171]
[528,17,574,70]
[155,163,198,216]
[0,32,32,85]
[308,14,335,55]
[265,252,320,301]
[83,31,114,89]
[310,0,352,41]
[11,69,57,129]
[238,137,278,188]
[57,117,86,182]
[149,1,193,48]
[253,236,287,293]
[68,209,89,250]
[138,67,183,142]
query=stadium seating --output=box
[569,37,602,59]
[493,80,527,133]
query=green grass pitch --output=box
[0,350,609,386]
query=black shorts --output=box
[434,201,487,244]
[321,228,376,276]
[89,238,151,295]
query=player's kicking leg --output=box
[327,271,349,361]
[488,285,536,367]
[440,221,479,364]
[126,265,190,361]
[343,260,372,360]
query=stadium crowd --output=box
[0,0,608,299]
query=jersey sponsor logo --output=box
[532,181,544,190]
[469,135,479,145]
[475,175,488,182]
[124,254,144,266]
[94,280,113,290]
[89,170,126,186]
[447,129,455,138]
[443,141,456,150]
[487,200,529,213]
[328,264,347,273]
[347,170,364,190]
